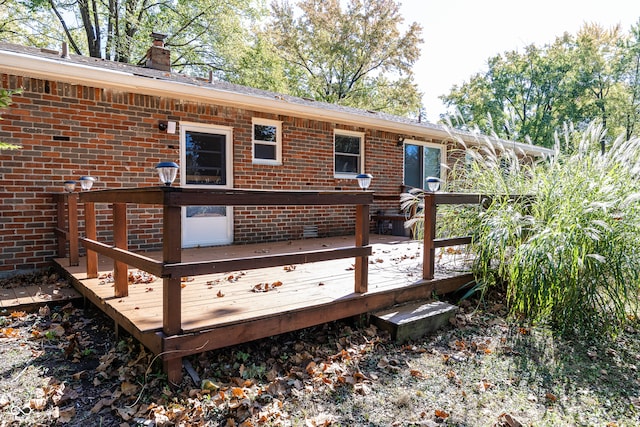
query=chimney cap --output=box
[150,32,167,41]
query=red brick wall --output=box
[0,72,447,274]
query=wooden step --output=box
[371,300,458,343]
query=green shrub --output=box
[408,123,640,336]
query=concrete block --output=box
[371,300,458,343]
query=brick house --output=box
[0,42,550,276]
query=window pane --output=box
[423,146,441,180]
[255,143,276,160]
[335,134,361,154]
[185,131,226,185]
[254,124,277,142]
[335,154,359,173]
[187,206,226,218]
[404,144,422,188]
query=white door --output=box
[180,122,233,248]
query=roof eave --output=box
[0,49,553,157]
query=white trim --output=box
[334,129,365,179]
[0,48,554,158]
[251,117,282,165]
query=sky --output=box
[398,0,640,122]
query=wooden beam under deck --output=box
[160,273,473,360]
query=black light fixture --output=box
[397,137,405,147]
[158,120,176,134]
[155,162,179,186]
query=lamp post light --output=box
[425,176,441,192]
[63,180,76,193]
[79,176,95,191]
[355,173,373,190]
[155,162,179,186]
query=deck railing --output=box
[54,190,500,289]
[421,192,484,280]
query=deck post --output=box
[113,203,128,297]
[67,193,79,266]
[162,204,183,384]
[54,193,79,266]
[55,195,66,258]
[85,201,98,278]
[354,204,369,293]
[423,193,436,280]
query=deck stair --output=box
[371,300,458,343]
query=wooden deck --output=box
[52,187,486,383]
[54,234,473,379]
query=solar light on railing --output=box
[355,173,373,190]
[63,180,76,193]
[426,177,441,192]
[79,176,95,191]
[155,161,179,186]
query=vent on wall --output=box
[302,225,318,239]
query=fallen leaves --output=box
[495,412,523,427]
[0,327,20,338]
[434,409,449,419]
[10,310,27,318]
[410,369,426,379]
[98,270,157,285]
[252,281,283,293]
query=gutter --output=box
[0,49,553,157]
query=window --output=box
[403,141,445,189]
[334,130,364,177]
[252,118,282,165]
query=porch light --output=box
[426,176,440,192]
[355,173,373,190]
[63,180,76,193]
[155,161,179,186]
[79,176,95,191]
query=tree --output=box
[13,0,264,75]
[0,0,59,47]
[0,88,21,150]
[614,20,640,140]
[442,36,577,148]
[266,0,423,117]
[442,23,640,149]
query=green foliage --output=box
[458,123,640,336]
[0,88,21,150]
[11,0,265,75]
[266,0,424,117]
[442,21,640,150]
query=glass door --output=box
[180,123,233,248]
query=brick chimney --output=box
[145,32,171,71]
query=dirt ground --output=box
[1,270,640,426]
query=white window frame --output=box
[402,139,446,189]
[252,117,282,165]
[334,129,365,179]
